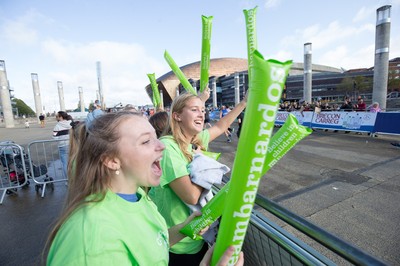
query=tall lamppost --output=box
[0,60,15,128]
[31,73,44,124]
[79,87,85,112]
[303,43,312,103]
[372,5,391,111]
[57,81,66,111]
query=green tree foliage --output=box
[337,77,354,94]
[14,98,35,116]
[337,75,373,95]
[72,101,89,112]
[388,69,400,91]
[353,76,373,92]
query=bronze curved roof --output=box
[145,57,343,106]
[145,57,248,104]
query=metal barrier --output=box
[238,193,387,265]
[243,210,333,266]
[27,139,68,198]
[0,141,29,204]
[214,181,386,265]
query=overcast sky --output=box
[1,0,399,112]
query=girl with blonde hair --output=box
[150,92,247,265]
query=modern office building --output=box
[145,57,400,107]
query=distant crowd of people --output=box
[279,96,382,113]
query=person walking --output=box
[236,111,245,138]
[219,105,233,142]
[52,111,72,179]
[39,113,45,128]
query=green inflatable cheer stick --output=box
[180,114,310,241]
[211,51,292,265]
[244,7,258,83]
[200,15,213,93]
[262,113,312,174]
[147,73,161,108]
[180,182,229,240]
[164,50,197,95]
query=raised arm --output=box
[208,98,247,142]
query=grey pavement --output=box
[1,119,400,265]
[210,126,400,265]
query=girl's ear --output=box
[172,112,181,122]
[102,155,121,171]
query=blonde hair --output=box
[164,93,205,162]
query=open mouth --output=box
[194,120,203,126]
[152,157,162,177]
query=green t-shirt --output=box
[47,188,169,265]
[149,130,210,254]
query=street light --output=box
[31,73,38,81]
[0,60,5,71]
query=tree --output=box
[14,98,35,117]
[388,69,400,92]
[337,75,373,98]
[353,76,373,93]
[73,101,89,112]
[336,76,354,96]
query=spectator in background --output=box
[86,100,104,127]
[149,111,169,138]
[355,98,366,111]
[220,105,233,142]
[204,108,212,128]
[288,101,299,112]
[340,99,353,111]
[236,111,245,138]
[39,113,45,128]
[369,102,381,113]
[321,102,331,111]
[52,111,73,179]
[123,104,139,112]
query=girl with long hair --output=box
[44,111,243,266]
[149,92,247,265]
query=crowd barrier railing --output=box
[252,193,386,265]
[213,183,386,265]
[0,141,29,204]
[27,139,68,198]
[275,110,400,135]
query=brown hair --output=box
[148,111,169,138]
[43,111,143,261]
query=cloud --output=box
[1,9,40,45]
[353,6,375,23]
[306,21,374,50]
[37,39,169,110]
[264,0,282,9]
[277,19,376,68]
[319,44,375,69]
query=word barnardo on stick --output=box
[229,66,287,264]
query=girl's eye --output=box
[142,139,151,145]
